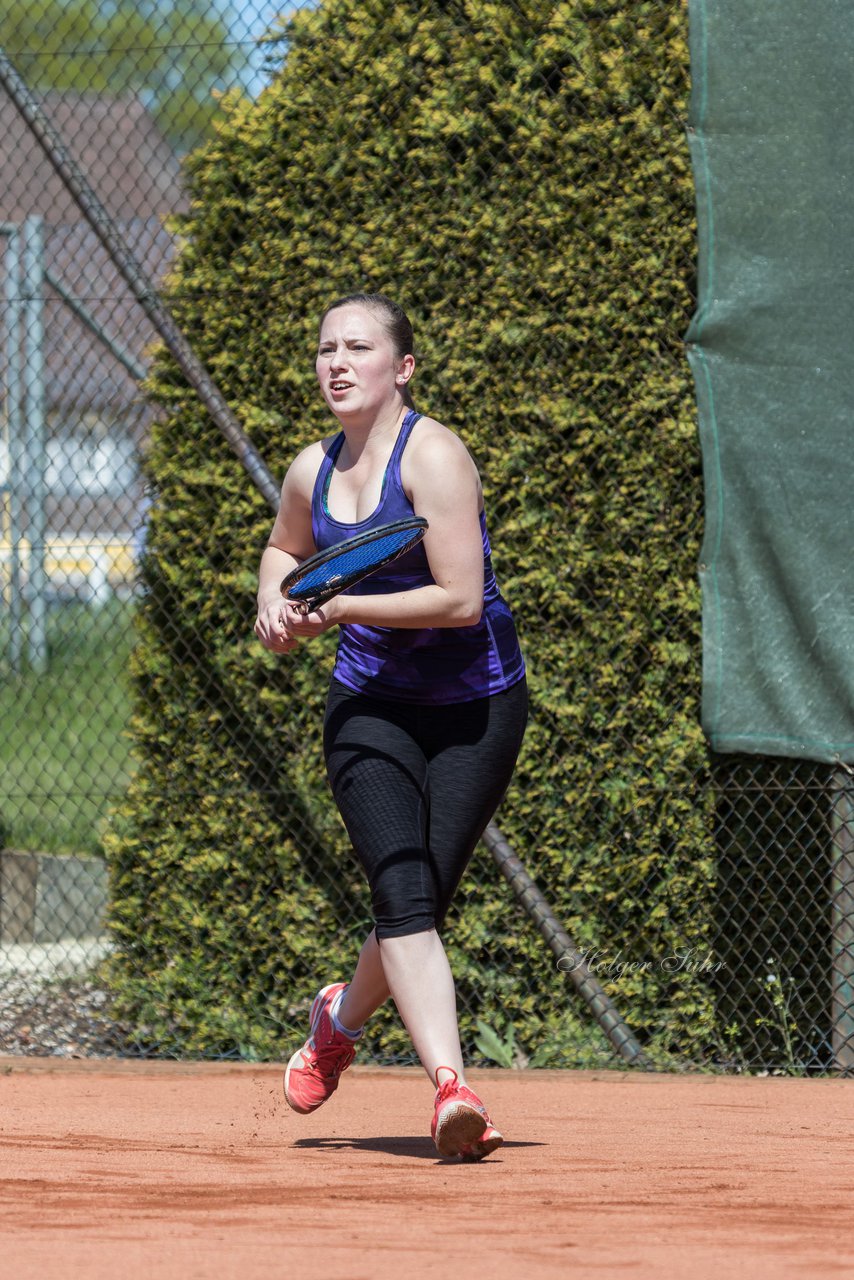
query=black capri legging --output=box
[323,677,528,941]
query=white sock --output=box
[331,987,363,1039]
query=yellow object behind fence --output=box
[0,536,137,602]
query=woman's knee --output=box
[372,901,436,940]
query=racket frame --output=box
[280,516,428,614]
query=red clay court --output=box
[1,1057,853,1278]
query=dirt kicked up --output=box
[1,1058,852,1279]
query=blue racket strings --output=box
[288,527,421,603]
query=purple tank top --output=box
[310,409,525,704]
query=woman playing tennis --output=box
[254,294,527,1160]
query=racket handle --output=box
[282,596,313,617]
[482,821,649,1067]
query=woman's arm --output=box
[254,443,322,650]
[284,423,485,637]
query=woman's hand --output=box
[254,598,299,654]
[281,596,341,638]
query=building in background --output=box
[1,90,186,602]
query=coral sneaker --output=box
[284,982,359,1115]
[430,1067,504,1159]
[459,1123,505,1163]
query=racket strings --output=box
[289,529,422,598]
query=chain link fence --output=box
[1,0,852,1074]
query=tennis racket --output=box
[280,517,429,614]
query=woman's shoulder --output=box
[409,414,472,460]
[283,434,339,497]
[403,413,482,500]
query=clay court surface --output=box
[1,1058,852,1279]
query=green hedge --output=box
[105,0,717,1065]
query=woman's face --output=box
[316,304,410,420]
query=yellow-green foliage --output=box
[106,0,717,1064]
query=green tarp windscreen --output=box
[686,0,854,763]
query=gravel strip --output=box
[0,941,131,1057]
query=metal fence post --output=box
[2,222,25,673]
[830,763,854,1074]
[21,215,48,672]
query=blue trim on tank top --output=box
[320,408,423,530]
